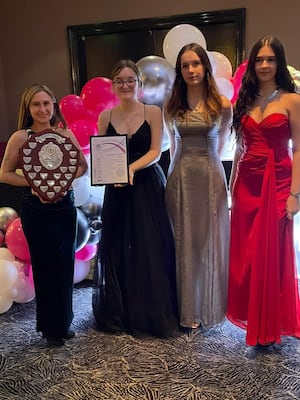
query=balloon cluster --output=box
[0,198,103,313]
[5,25,300,314]
[59,77,119,152]
[0,207,34,314]
[161,24,235,102]
[59,24,300,134]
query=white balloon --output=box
[206,51,217,75]
[210,51,233,80]
[215,77,234,100]
[73,259,91,284]
[72,175,90,207]
[11,271,35,303]
[163,24,207,68]
[288,65,300,94]
[288,65,297,75]
[0,295,13,314]
[0,248,16,262]
[81,153,105,207]
[0,260,18,289]
[161,117,170,152]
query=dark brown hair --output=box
[233,35,295,135]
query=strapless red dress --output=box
[227,113,300,345]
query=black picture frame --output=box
[90,134,129,185]
[67,8,246,95]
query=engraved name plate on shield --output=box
[19,129,79,202]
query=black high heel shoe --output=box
[63,328,76,340]
[46,336,65,347]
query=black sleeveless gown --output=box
[20,130,77,339]
[92,120,178,337]
[21,189,76,339]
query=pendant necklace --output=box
[257,88,279,102]
[119,108,133,136]
[118,105,140,137]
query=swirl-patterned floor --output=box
[0,283,300,400]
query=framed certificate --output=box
[90,135,129,185]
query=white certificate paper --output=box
[90,135,129,185]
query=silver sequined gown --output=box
[166,110,229,329]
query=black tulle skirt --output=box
[92,164,178,337]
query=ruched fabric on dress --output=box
[227,113,300,345]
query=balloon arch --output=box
[1,24,299,314]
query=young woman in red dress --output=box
[227,36,300,346]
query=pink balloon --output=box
[84,102,109,123]
[20,260,32,276]
[5,218,31,261]
[28,265,34,286]
[83,147,91,156]
[233,60,248,82]
[231,60,248,104]
[84,107,102,123]
[75,243,98,261]
[69,119,98,149]
[59,94,86,125]
[80,77,117,112]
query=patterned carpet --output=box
[0,282,300,400]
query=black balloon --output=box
[87,217,102,245]
[76,208,90,251]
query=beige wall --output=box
[0,0,299,140]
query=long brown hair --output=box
[165,43,222,123]
[18,84,67,130]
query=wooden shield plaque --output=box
[19,129,80,202]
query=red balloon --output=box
[80,77,117,112]
[59,94,86,125]
[5,218,31,261]
[69,119,98,149]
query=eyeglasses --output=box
[255,57,277,65]
[112,78,137,88]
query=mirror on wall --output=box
[67,8,246,94]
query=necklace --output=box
[188,98,204,112]
[257,88,279,102]
[118,106,139,136]
[119,109,131,131]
